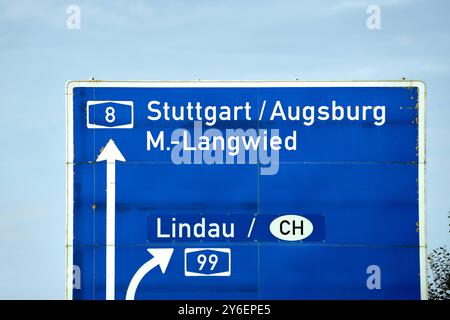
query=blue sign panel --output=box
[66,81,426,300]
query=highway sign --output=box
[66,81,426,299]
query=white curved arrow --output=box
[126,248,174,300]
[97,139,126,300]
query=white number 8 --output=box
[105,107,115,123]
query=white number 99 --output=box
[197,254,218,271]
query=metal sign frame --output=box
[65,80,426,300]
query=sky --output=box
[0,0,449,299]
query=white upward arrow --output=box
[97,139,126,300]
[126,248,174,300]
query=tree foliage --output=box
[428,246,450,300]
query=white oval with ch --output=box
[269,215,314,241]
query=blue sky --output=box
[0,0,449,299]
